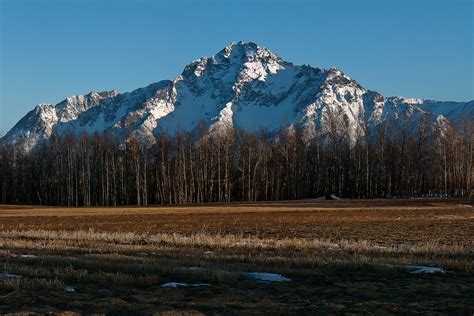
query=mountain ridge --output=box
[2,41,473,150]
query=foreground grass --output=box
[0,200,473,314]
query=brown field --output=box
[0,199,473,314]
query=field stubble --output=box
[0,199,473,314]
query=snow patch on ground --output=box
[161,282,210,288]
[0,273,21,280]
[181,266,202,271]
[10,254,37,258]
[20,254,37,258]
[314,194,342,200]
[244,272,291,282]
[405,265,446,274]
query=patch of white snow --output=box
[244,272,291,282]
[0,273,21,280]
[405,265,446,274]
[161,282,209,288]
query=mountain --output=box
[2,41,473,151]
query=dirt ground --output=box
[1,199,473,245]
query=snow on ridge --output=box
[209,101,234,134]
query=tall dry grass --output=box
[1,229,472,272]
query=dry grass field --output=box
[0,199,473,314]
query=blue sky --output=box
[1,0,472,133]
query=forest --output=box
[0,116,473,206]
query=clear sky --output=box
[0,0,472,133]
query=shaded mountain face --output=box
[2,41,473,150]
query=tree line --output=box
[0,117,473,206]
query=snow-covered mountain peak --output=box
[216,41,280,62]
[33,103,54,112]
[181,41,288,83]
[2,41,472,151]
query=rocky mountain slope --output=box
[2,41,473,150]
